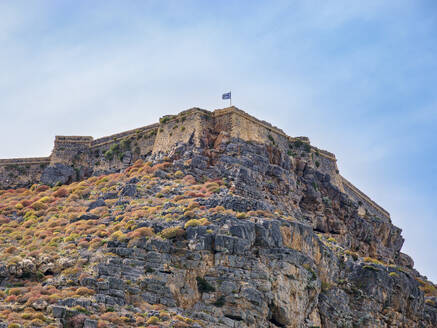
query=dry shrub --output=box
[89,207,108,217]
[53,188,68,198]
[236,212,247,219]
[5,295,17,302]
[30,201,47,211]
[130,209,148,219]
[4,246,18,254]
[8,288,24,296]
[75,287,95,296]
[160,227,185,239]
[183,175,196,185]
[78,240,89,249]
[97,230,109,238]
[38,196,53,203]
[174,170,184,178]
[133,159,144,167]
[416,278,437,296]
[97,320,109,328]
[21,199,33,207]
[186,201,199,210]
[35,185,50,192]
[0,215,10,224]
[184,218,209,229]
[183,210,196,218]
[110,230,128,242]
[128,227,154,239]
[152,162,171,172]
[100,312,123,324]
[135,316,146,325]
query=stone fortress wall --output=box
[0,157,50,189]
[341,176,390,221]
[0,106,390,221]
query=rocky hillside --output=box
[0,135,436,327]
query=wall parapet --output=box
[91,123,159,148]
[341,176,390,220]
[55,136,93,143]
[0,157,51,166]
[214,107,288,138]
[310,146,336,161]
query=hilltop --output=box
[0,107,435,327]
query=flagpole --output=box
[230,90,232,107]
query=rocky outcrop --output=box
[40,163,76,186]
[0,111,435,327]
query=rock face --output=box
[40,163,76,186]
[0,111,436,327]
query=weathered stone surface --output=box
[40,163,75,186]
[121,183,137,197]
[86,199,106,212]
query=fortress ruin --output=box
[0,106,390,221]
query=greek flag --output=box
[222,92,231,100]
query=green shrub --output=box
[293,140,303,148]
[159,116,173,124]
[196,276,215,293]
[120,138,131,150]
[321,281,332,292]
[104,150,114,161]
[213,296,226,307]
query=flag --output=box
[222,92,231,100]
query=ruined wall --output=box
[90,124,158,172]
[214,108,343,190]
[341,176,391,221]
[152,108,213,154]
[0,106,391,221]
[0,157,50,189]
[50,136,93,167]
[308,146,343,191]
[214,107,290,153]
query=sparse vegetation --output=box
[160,227,185,239]
[196,277,215,293]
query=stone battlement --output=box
[341,176,390,220]
[0,106,389,220]
[91,123,159,148]
[55,136,93,143]
[0,157,51,165]
[214,107,288,138]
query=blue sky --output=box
[0,1,436,281]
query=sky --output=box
[0,0,436,281]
